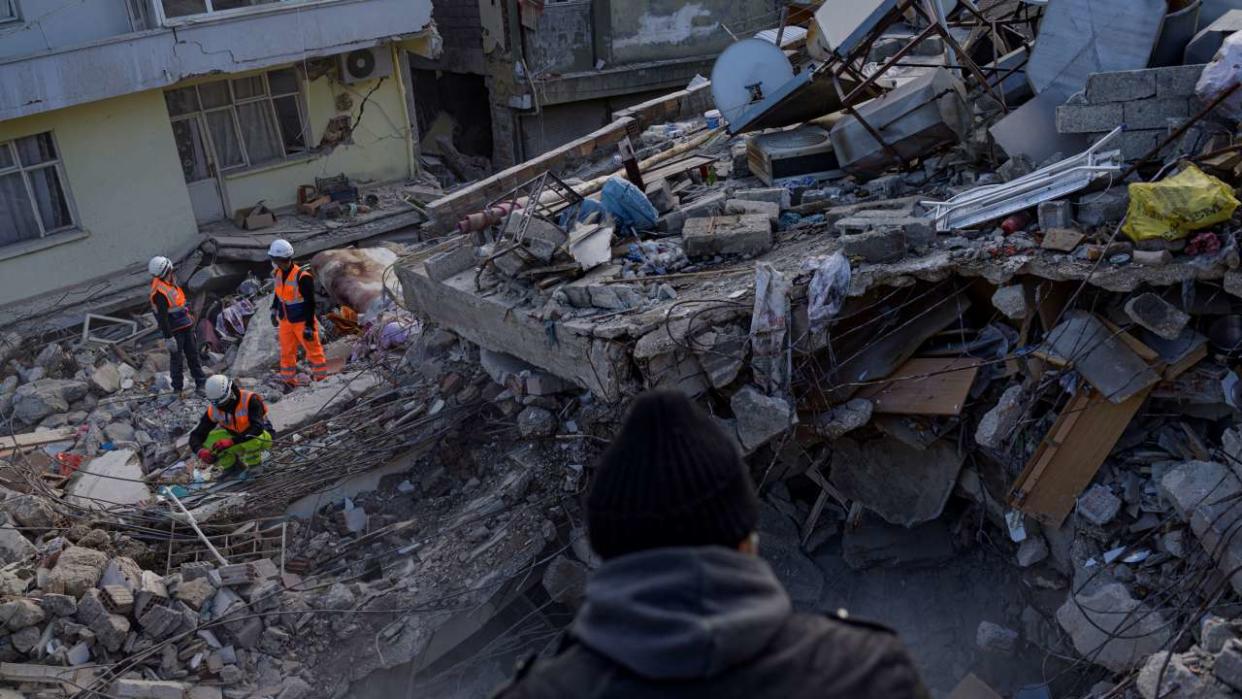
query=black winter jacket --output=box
[493,546,929,699]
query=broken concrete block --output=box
[1124,98,1192,130]
[3,493,55,529]
[1077,484,1122,525]
[0,598,45,631]
[1218,640,1242,692]
[46,545,108,597]
[1093,129,1165,162]
[67,449,150,511]
[732,187,790,208]
[990,285,1029,321]
[41,593,76,617]
[11,378,89,424]
[1160,461,1242,596]
[90,362,122,395]
[1136,651,1207,699]
[1016,535,1049,567]
[682,214,773,259]
[645,179,675,214]
[268,372,384,433]
[175,577,216,610]
[78,589,130,652]
[831,436,963,527]
[1037,200,1073,230]
[681,191,727,219]
[1055,103,1124,133]
[731,386,792,452]
[517,406,557,438]
[976,621,1019,655]
[841,227,906,263]
[1086,69,1158,103]
[1124,293,1189,341]
[1075,189,1129,227]
[1057,582,1172,672]
[1156,63,1209,98]
[423,243,476,283]
[976,385,1025,449]
[541,555,588,608]
[724,199,780,224]
[656,209,687,236]
[814,399,873,440]
[231,295,279,377]
[112,679,188,699]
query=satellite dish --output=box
[710,38,796,127]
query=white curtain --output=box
[0,172,39,246]
[236,102,282,164]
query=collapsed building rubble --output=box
[12,0,1242,697]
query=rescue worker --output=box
[267,239,327,385]
[148,256,206,396]
[188,375,273,475]
[494,391,929,699]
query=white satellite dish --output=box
[710,38,796,127]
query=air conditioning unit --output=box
[747,125,842,186]
[339,47,394,84]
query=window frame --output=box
[0,0,20,24]
[0,132,78,248]
[166,69,311,176]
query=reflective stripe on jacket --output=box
[150,278,194,332]
[207,389,262,435]
[274,264,313,324]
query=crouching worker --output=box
[188,375,273,476]
[493,390,930,699]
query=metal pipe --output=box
[164,488,230,566]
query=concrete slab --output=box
[67,449,150,511]
[268,371,386,433]
[830,436,964,527]
[1027,0,1166,101]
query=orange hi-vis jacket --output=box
[274,264,313,324]
[149,278,194,332]
[206,389,264,435]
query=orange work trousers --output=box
[278,319,327,383]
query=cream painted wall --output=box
[0,91,198,305]
[221,68,414,212]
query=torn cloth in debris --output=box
[804,252,851,335]
[750,263,791,395]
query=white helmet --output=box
[148,256,173,278]
[268,239,294,259]
[204,375,233,404]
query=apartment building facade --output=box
[0,0,437,305]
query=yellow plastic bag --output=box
[1123,164,1240,242]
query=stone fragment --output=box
[975,385,1025,449]
[832,437,963,527]
[990,285,1029,320]
[46,546,108,597]
[814,399,873,440]
[10,625,40,653]
[4,494,55,529]
[112,679,189,699]
[78,589,130,652]
[175,577,215,610]
[516,406,557,438]
[1219,641,1242,692]
[731,386,792,452]
[1,598,45,630]
[1016,536,1050,568]
[1202,614,1238,653]
[1056,582,1172,672]
[1077,484,1122,526]
[732,187,790,207]
[0,515,35,565]
[90,362,122,395]
[1124,293,1190,341]
[1160,461,1242,596]
[1086,69,1157,103]
[276,677,313,699]
[1137,651,1207,699]
[11,379,89,424]
[41,593,77,617]
[976,621,1019,655]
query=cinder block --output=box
[732,187,791,208]
[1085,69,1157,103]
[1094,129,1164,161]
[1156,64,1208,98]
[1056,103,1124,134]
[1124,98,1191,129]
[682,214,773,259]
[841,227,907,263]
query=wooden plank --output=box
[1008,386,1151,527]
[0,427,76,457]
[855,357,981,416]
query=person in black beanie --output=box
[493,390,929,699]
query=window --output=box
[164,68,309,178]
[0,0,18,23]
[0,133,75,248]
[159,0,296,21]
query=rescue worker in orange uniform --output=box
[148,256,206,396]
[189,375,273,475]
[267,239,327,385]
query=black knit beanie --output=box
[587,390,760,560]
